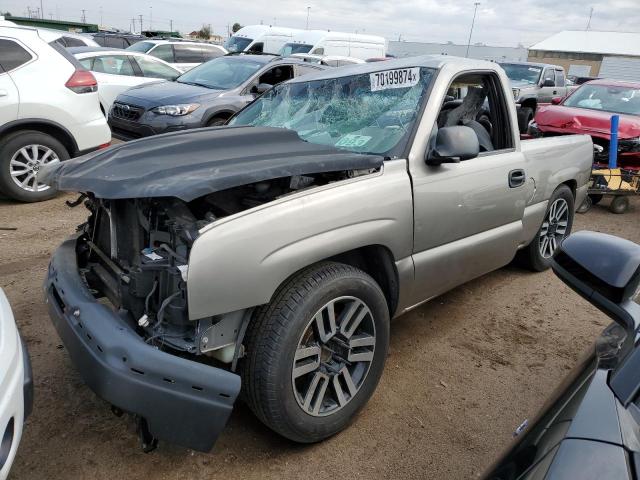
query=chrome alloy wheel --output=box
[9,144,59,192]
[292,296,376,417]
[539,198,569,258]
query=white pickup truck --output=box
[43,56,593,452]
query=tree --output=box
[232,22,242,33]
[197,24,211,39]
[1,11,12,16]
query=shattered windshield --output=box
[500,63,542,85]
[563,84,640,116]
[230,66,435,156]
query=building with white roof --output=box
[528,30,640,81]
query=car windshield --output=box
[126,41,154,53]
[500,63,542,85]
[563,84,640,116]
[230,67,436,156]
[177,57,264,90]
[224,36,253,53]
[279,43,313,56]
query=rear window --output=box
[48,41,86,70]
[202,44,225,60]
[62,36,86,47]
[104,36,127,49]
[174,44,204,63]
[0,39,33,71]
[126,41,155,53]
[149,44,174,62]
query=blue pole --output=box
[609,114,619,169]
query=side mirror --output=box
[542,79,555,87]
[426,126,479,166]
[552,231,640,333]
[251,83,272,95]
[551,96,563,105]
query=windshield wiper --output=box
[177,80,218,89]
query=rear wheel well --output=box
[0,122,76,156]
[327,245,399,317]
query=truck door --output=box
[408,71,531,306]
[0,38,28,124]
[538,67,559,104]
[554,69,568,99]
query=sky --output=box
[2,0,640,47]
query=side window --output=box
[62,36,86,47]
[134,56,179,80]
[258,65,294,86]
[247,42,263,53]
[542,68,555,85]
[434,72,513,154]
[0,39,33,72]
[78,58,93,69]
[202,45,224,60]
[174,44,204,63]
[312,47,324,55]
[555,70,565,87]
[149,44,174,62]
[91,55,135,76]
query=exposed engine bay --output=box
[75,170,374,362]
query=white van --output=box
[279,30,387,60]
[224,25,301,55]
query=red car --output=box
[531,79,640,170]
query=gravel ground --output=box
[1,193,638,480]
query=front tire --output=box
[0,130,69,202]
[241,262,390,443]
[519,184,574,271]
[517,107,534,134]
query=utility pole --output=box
[306,6,310,29]
[36,7,40,19]
[27,6,31,18]
[81,9,86,23]
[149,6,152,30]
[465,2,480,58]
[131,18,136,33]
[139,14,143,34]
[40,0,43,18]
[586,7,594,30]
[169,19,173,33]
[99,6,103,26]
[49,13,53,19]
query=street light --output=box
[465,2,480,58]
[306,6,311,29]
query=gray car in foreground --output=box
[108,54,325,140]
[42,55,592,452]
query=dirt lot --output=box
[1,194,638,480]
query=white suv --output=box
[126,39,227,72]
[0,25,111,202]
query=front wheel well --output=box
[521,98,537,111]
[562,179,577,198]
[326,245,399,317]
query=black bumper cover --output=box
[44,236,241,452]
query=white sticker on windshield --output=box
[335,134,372,148]
[370,67,420,92]
[529,67,540,72]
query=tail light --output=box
[65,70,97,94]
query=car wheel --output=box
[206,117,227,127]
[241,262,390,443]
[609,196,629,214]
[0,130,69,202]
[517,107,534,134]
[589,193,603,205]
[576,195,592,214]
[519,184,574,271]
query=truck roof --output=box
[498,60,564,70]
[288,54,501,83]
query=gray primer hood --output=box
[42,126,384,202]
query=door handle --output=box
[0,89,7,97]
[552,90,557,95]
[509,169,526,188]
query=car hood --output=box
[117,80,226,108]
[535,105,640,139]
[40,126,383,202]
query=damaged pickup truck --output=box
[42,56,593,452]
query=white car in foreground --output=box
[0,25,111,202]
[0,289,32,480]
[70,47,183,113]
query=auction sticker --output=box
[336,134,372,148]
[370,67,420,91]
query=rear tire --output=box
[589,193,603,205]
[519,184,574,271]
[0,130,68,202]
[609,196,629,214]
[240,262,390,443]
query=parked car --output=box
[224,25,301,54]
[107,55,325,140]
[290,53,365,67]
[279,30,387,60]
[0,25,111,202]
[0,288,33,480]
[39,28,100,48]
[126,39,227,72]
[87,32,145,49]
[499,61,568,133]
[483,231,640,480]
[530,79,640,170]
[70,47,182,113]
[42,56,592,452]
